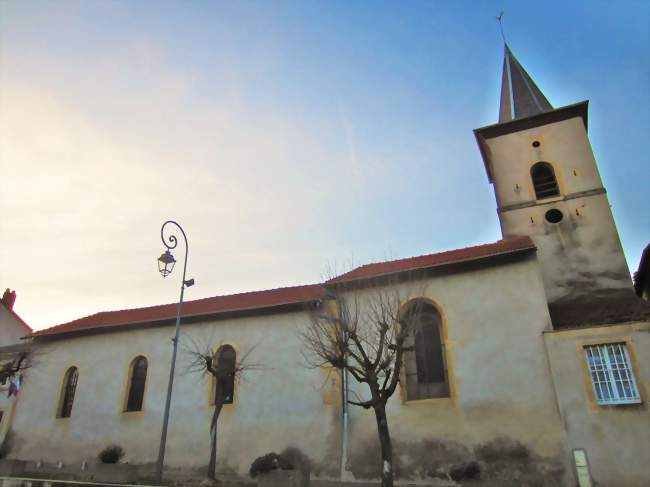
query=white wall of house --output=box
[1,303,31,448]
[0,305,28,346]
[544,322,650,487]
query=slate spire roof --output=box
[499,44,553,123]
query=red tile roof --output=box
[326,237,535,284]
[29,237,535,339]
[30,284,324,338]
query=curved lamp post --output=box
[155,220,194,482]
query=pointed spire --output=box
[499,45,553,123]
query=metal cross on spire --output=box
[496,11,507,44]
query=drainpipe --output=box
[324,288,352,480]
[329,290,350,480]
[341,350,350,480]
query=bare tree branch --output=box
[300,275,428,487]
[181,336,263,480]
[0,351,31,384]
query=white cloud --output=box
[0,44,370,329]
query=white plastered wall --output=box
[337,254,571,483]
[0,304,31,448]
[543,322,650,487]
[483,116,631,303]
[10,309,341,476]
[0,305,28,346]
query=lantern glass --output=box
[158,250,176,277]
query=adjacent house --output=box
[0,290,32,452]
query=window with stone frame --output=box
[213,345,236,405]
[125,356,148,412]
[58,366,78,418]
[402,301,449,400]
[584,343,641,405]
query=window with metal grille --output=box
[125,356,148,412]
[214,345,236,405]
[402,301,449,400]
[531,162,559,199]
[584,343,641,405]
[59,367,78,418]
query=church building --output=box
[2,44,649,487]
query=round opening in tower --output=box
[545,209,563,223]
[532,141,541,148]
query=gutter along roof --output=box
[30,237,535,339]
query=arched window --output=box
[58,367,78,418]
[402,301,449,400]
[531,162,559,199]
[214,345,236,405]
[125,356,148,412]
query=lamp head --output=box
[158,250,176,278]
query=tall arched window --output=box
[125,356,148,412]
[402,301,449,400]
[531,162,559,199]
[214,345,236,405]
[58,367,78,418]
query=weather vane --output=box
[496,11,507,44]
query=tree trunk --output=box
[373,402,393,487]
[207,402,223,480]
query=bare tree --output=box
[302,282,425,487]
[0,350,31,389]
[183,338,263,481]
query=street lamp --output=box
[155,220,194,483]
[157,250,176,277]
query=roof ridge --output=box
[64,282,323,319]
[30,282,324,336]
[327,237,533,283]
[186,282,322,302]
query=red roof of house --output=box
[327,236,535,284]
[30,237,535,338]
[30,284,324,338]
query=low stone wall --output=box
[0,461,144,485]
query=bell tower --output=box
[474,45,632,307]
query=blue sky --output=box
[1,1,648,329]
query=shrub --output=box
[449,461,481,481]
[0,431,14,459]
[475,437,529,463]
[281,447,311,473]
[249,452,294,477]
[0,441,10,459]
[98,445,125,464]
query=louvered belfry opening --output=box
[531,162,560,199]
